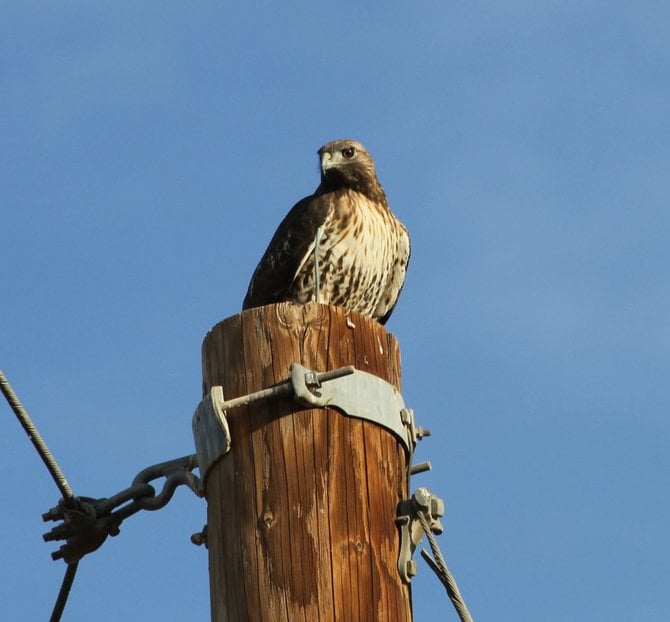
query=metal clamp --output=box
[42,454,201,564]
[192,386,231,483]
[396,487,445,583]
[192,367,356,483]
[192,364,431,481]
[290,363,418,454]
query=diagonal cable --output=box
[417,511,474,622]
[0,369,78,622]
[49,561,79,622]
[0,369,73,499]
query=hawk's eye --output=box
[342,146,356,159]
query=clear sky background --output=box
[1,2,668,621]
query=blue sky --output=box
[2,2,669,620]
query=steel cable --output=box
[0,369,73,499]
[49,561,79,622]
[0,369,78,622]
[417,511,474,622]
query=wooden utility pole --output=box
[200,302,412,621]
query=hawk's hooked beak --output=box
[320,150,336,173]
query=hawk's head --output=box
[317,139,386,204]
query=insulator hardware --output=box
[193,362,431,486]
[42,454,202,564]
[396,487,446,584]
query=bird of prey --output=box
[243,139,410,324]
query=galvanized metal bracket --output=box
[192,363,430,483]
[192,386,231,484]
[396,487,445,583]
[290,363,416,454]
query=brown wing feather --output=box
[378,237,410,325]
[242,193,331,310]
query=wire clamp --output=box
[192,385,232,484]
[290,363,427,455]
[193,363,431,483]
[42,454,202,564]
[396,487,445,583]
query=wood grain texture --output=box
[201,303,412,621]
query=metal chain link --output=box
[43,454,202,563]
[1,368,204,621]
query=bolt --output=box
[304,371,320,388]
[409,461,432,476]
[415,426,431,440]
[42,507,63,522]
[191,524,208,547]
[431,497,445,518]
[191,532,206,546]
[413,488,430,510]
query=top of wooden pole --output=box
[200,302,413,621]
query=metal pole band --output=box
[192,363,417,483]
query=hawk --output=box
[243,139,410,324]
